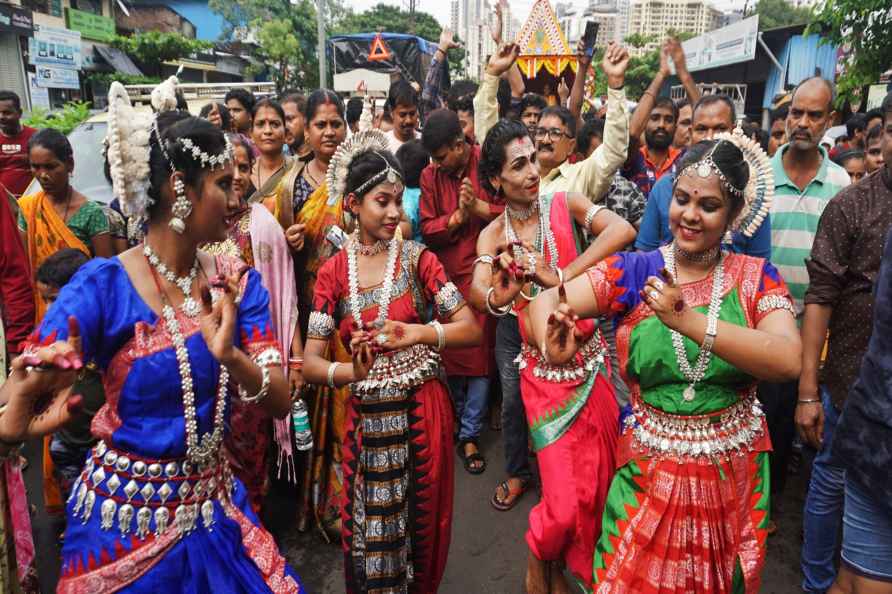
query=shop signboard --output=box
[29,26,82,70]
[0,4,34,36]
[65,7,115,42]
[36,65,80,90]
[678,15,759,73]
[28,74,51,109]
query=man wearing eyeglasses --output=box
[474,41,630,203]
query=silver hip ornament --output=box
[169,176,191,234]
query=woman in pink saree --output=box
[206,134,305,511]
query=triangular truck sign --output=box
[368,33,392,62]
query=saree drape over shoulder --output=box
[587,249,793,594]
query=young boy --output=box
[37,249,106,500]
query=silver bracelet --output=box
[239,366,271,404]
[326,361,340,388]
[474,254,495,267]
[429,320,446,352]
[486,287,511,317]
[701,312,718,353]
[584,204,603,230]
[555,267,564,286]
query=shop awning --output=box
[94,45,143,76]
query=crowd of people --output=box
[0,15,890,594]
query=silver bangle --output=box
[326,361,340,388]
[584,204,603,230]
[429,320,446,352]
[486,287,511,317]
[239,366,271,404]
[474,254,495,267]
[555,267,564,286]
[701,314,718,353]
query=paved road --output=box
[28,429,808,592]
[280,427,808,594]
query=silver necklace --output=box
[347,230,400,330]
[503,197,559,297]
[351,236,388,256]
[664,242,725,402]
[161,303,228,467]
[144,244,200,317]
[506,200,539,221]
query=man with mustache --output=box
[762,76,851,543]
[640,97,681,185]
[634,94,771,258]
[475,42,630,203]
[383,79,421,153]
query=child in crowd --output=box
[37,249,106,501]
[396,139,430,243]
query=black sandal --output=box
[456,439,486,475]
[491,477,531,511]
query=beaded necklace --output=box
[148,262,228,467]
[663,243,725,402]
[347,230,400,329]
[503,196,558,298]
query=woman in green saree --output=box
[528,134,801,593]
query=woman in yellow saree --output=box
[16,128,112,519]
[17,128,112,322]
[284,89,352,539]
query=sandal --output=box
[491,477,531,511]
[456,439,486,475]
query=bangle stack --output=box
[239,366,271,404]
[474,254,495,267]
[288,357,304,371]
[429,321,446,352]
[327,362,341,388]
[486,287,511,317]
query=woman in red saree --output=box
[469,118,636,593]
[303,133,481,593]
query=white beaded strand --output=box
[663,242,725,402]
[347,231,400,330]
[144,244,200,317]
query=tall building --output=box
[628,0,722,54]
[454,0,497,78]
[557,0,621,49]
[615,0,631,43]
[450,0,460,35]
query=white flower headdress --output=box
[326,130,392,207]
[106,76,181,224]
[679,127,774,238]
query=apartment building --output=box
[629,0,722,54]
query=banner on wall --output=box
[29,26,82,69]
[678,15,759,73]
[36,65,80,89]
[28,74,51,109]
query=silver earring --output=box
[169,177,191,234]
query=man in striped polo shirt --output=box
[762,76,850,534]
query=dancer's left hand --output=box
[374,320,418,351]
[641,268,689,331]
[200,270,243,364]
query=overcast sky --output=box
[343,0,750,30]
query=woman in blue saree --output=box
[0,81,303,593]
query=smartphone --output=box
[325,225,349,250]
[582,21,600,58]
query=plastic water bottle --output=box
[291,398,313,451]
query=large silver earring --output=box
[169,176,191,234]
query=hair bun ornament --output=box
[716,127,775,238]
[326,129,390,207]
[151,76,180,113]
[106,82,153,223]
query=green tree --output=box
[111,32,212,78]
[209,0,326,87]
[751,0,811,30]
[252,19,304,90]
[807,0,892,105]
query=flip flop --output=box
[457,439,486,475]
[491,477,531,511]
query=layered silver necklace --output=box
[663,242,725,402]
[347,230,400,329]
[144,244,200,317]
[146,249,228,467]
[503,197,558,297]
